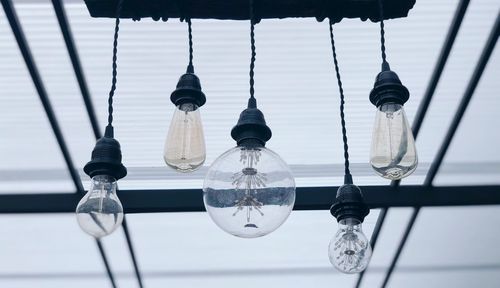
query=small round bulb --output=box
[329,218,371,273]
[76,175,123,238]
[370,102,418,180]
[203,146,295,238]
[164,103,206,172]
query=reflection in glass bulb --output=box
[370,103,418,180]
[329,218,371,273]
[203,146,295,238]
[164,103,206,172]
[76,175,123,238]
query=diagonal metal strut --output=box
[380,11,500,288]
[1,0,117,287]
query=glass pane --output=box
[360,208,414,288]
[0,4,74,194]
[0,279,110,288]
[399,206,500,267]
[13,0,96,170]
[389,270,500,288]
[0,214,107,274]
[414,0,500,185]
[98,225,136,287]
[434,48,500,186]
[127,210,379,287]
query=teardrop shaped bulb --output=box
[370,103,418,180]
[76,175,123,238]
[164,103,206,172]
[328,218,372,273]
[203,146,296,238]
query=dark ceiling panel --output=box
[84,0,415,22]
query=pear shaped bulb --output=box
[164,103,206,172]
[76,175,123,238]
[370,103,418,180]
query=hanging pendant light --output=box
[327,21,372,273]
[369,0,418,180]
[164,19,207,172]
[202,0,296,238]
[76,0,126,238]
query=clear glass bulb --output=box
[370,102,418,180]
[203,146,295,238]
[329,218,372,273]
[164,103,206,172]
[76,175,124,238]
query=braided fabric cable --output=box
[329,21,352,181]
[187,18,194,73]
[107,0,124,127]
[378,0,390,71]
[249,0,256,102]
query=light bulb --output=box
[203,145,295,238]
[76,175,123,238]
[164,103,206,172]
[329,218,372,273]
[370,102,417,180]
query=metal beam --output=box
[0,185,500,214]
[0,1,117,287]
[380,12,500,288]
[50,1,144,287]
[355,1,471,287]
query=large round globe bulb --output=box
[203,146,295,238]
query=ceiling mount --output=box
[84,0,415,22]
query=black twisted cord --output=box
[107,0,124,128]
[329,21,352,182]
[187,18,194,73]
[378,0,390,71]
[249,0,256,103]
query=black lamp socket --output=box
[231,98,272,147]
[170,71,206,108]
[330,184,370,223]
[83,126,127,180]
[369,69,409,108]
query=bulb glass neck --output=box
[178,103,198,112]
[91,175,116,184]
[378,102,403,113]
[339,218,362,227]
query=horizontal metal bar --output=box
[1,185,499,214]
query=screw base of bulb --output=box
[171,72,206,107]
[369,69,409,107]
[84,126,127,180]
[330,184,369,223]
